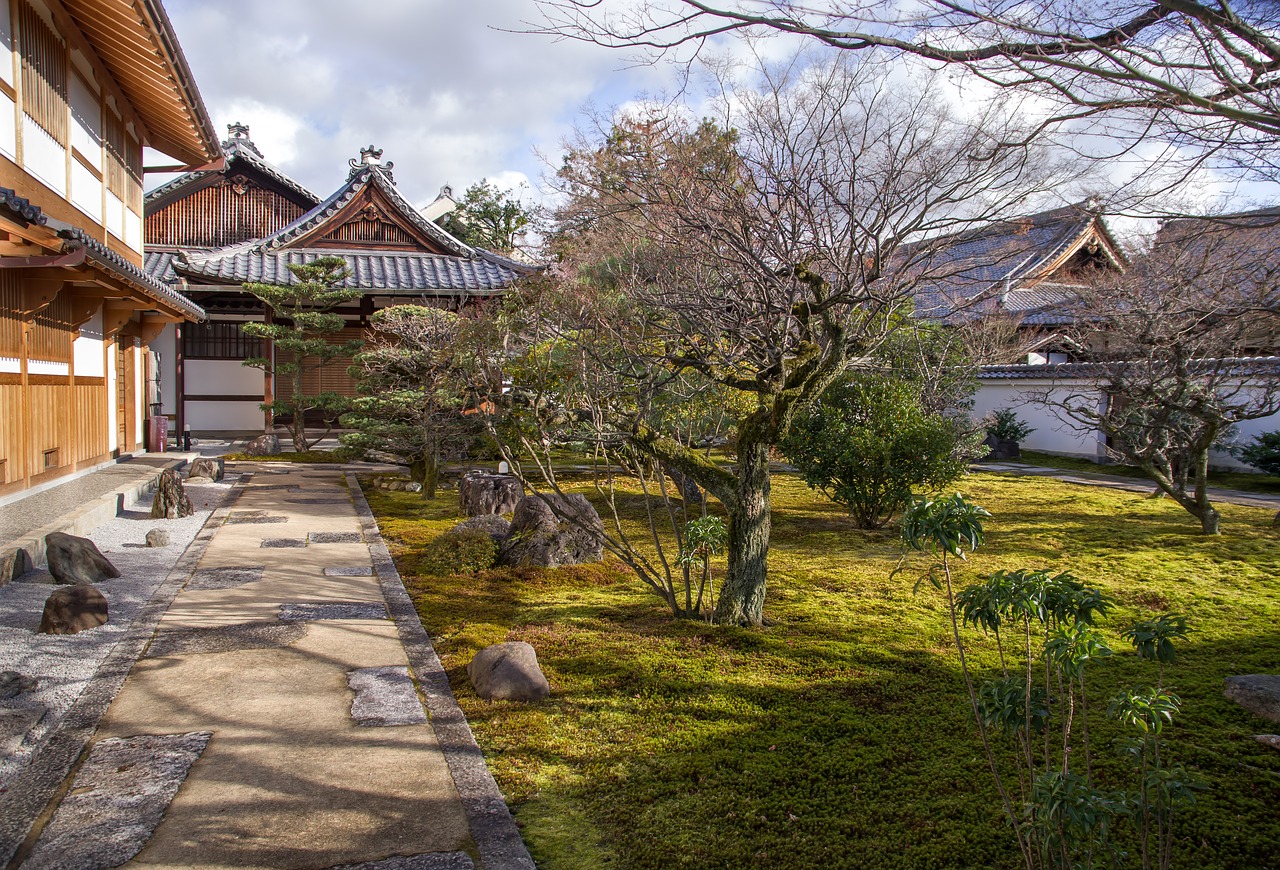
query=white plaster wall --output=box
[104,190,123,240]
[972,381,1105,458]
[68,72,101,169]
[123,207,141,252]
[0,0,12,89]
[134,343,144,447]
[152,323,176,415]
[106,343,117,452]
[185,359,263,396]
[74,308,104,377]
[70,160,101,224]
[185,401,264,433]
[0,92,15,161]
[21,116,65,196]
[28,360,68,375]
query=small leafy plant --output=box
[986,407,1036,443]
[676,515,727,620]
[899,494,1203,870]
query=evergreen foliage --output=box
[438,179,540,255]
[241,256,363,451]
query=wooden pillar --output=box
[19,315,29,490]
[175,322,185,441]
[262,309,274,433]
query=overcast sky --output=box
[154,0,675,209]
[153,0,1271,234]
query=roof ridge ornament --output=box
[348,145,395,184]
[222,122,264,159]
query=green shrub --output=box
[1235,430,1280,475]
[780,377,984,529]
[412,529,498,576]
[985,407,1036,443]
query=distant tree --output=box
[438,180,541,255]
[242,257,363,452]
[341,305,484,498]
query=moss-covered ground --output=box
[364,470,1280,870]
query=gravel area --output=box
[0,476,238,792]
[348,666,428,727]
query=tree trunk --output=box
[423,452,440,500]
[714,435,771,627]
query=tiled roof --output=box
[978,357,1280,380]
[177,248,518,293]
[54,227,205,320]
[144,135,320,211]
[257,163,473,256]
[3,187,202,319]
[0,187,47,225]
[909,203,1123,321]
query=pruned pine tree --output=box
[341,305,483,498]
[241,256,363,452]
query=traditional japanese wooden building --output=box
[0,0,219,500]
[144,131,528,436]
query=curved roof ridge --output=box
[144,137,320,211]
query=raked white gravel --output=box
[0,475,239,791]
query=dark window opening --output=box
[182,321,263,360]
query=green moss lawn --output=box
[364,470,1280,869]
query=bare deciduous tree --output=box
[527,57,1073,625]
[1032,216,1280,533]
[533,1,1280,182]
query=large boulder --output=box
[39,585,108,635]
[448,514,512,543]
[44,532,119,585]
[459,473,523,516]
[496,493,605,568]
[1225,675,1280,724]
[187,457,224,481]
[982,433,1021,461]
[244,434,281,456]
[150,468,193,519]
[467,642,550,702]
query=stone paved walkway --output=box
[13,464,531,870]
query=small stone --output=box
[1225,675,1280,724]
[145,529,170,548]
[187,457,224,481]
[1255,735,1280,751]
[0,670,37,699]
[244,434,281,456]
[467,641,550,702]
[44,532,119,585]
[39,585,109,635]
[404,482,423,493]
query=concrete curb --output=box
[0,473,251,868]
[346,473,535,870]
[0,453,199,581]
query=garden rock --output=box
[378,479,422,492]
[44,532,119,585]
[496,493,605,568]
[145,529,170,548]
[0,670,36,699]
[187,457,224,481]
[150,468,193,519]
[1256,735,1280,751]
[459,473,523,516]
[448,514,512,543]
[39,585,109,634]
[467,641,550,702]
[244,433,281,456]
[1225,674,1280,724]
[0,547,32,584]
[983,433,1021,461]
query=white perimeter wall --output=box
[185,401,264,433]
[151,323,176,415]
[974,378,1280,471]
[73,308,104,377]
[186,359,262,395]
